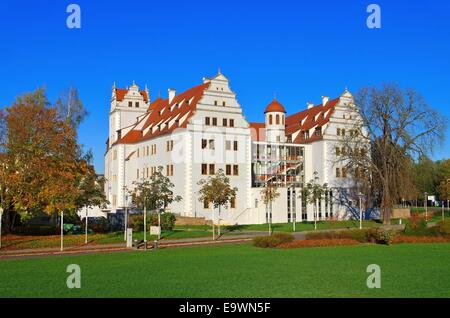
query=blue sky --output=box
[1,0,449,173]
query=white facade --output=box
[104,72,363,225]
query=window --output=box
[301,131,309,140]
[202,164,208,175]
[229,119,234,127]
[335,147,341,156]
[233,141,238,151]
[222,101,226,106]
[166,140,174,151]
[255,199,258,208]
[128,101,132,107]
[212,118,217,126]
[269,115,273,125]
[233,164,239,176]
[341,129,346,136]
[282,116,285,125]
[226,164,232,175]
[135,102,139,108]
[214,100,218,106]
[201,139,207,149]
[203,199,209,209]
[226,141,231,150]
[166,165,174,176]
[209,139,215,150]
[342,167,347,178]
[205,117,210,125]
[223,118,228,127]
[137,148,140,158]
[337,128,341,136]
[113,150,117,160]
[137,169,140,179]
[209,164,215,175]
[276,114,280,125]
[230,197,236,209]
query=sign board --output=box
[428,195,435,202]
[126,228,133,248]
[150,226,161,235]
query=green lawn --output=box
[224,219,382,233]
[1,220,383,250]
[1,228,217,250]
[1,243,450,297]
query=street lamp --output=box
[123,191,129,242]
[424,192,428,222]
[357,192,364,229]
[0,206,3,250]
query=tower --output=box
[264,98,286,143]
[108,81,150,145]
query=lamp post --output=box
[123,186,128,242]
[0,206,3,250]
[84,205,88,244]
[60,211,64,252]
[358,192,364,229]
[314,173,319,230]
[424,192,428,222]
[143,205,147,250]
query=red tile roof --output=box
[264,98,286,113]
[114,82,210,145]
[115,88,149,102]
[251,97,340,143]
[249,122,266,142]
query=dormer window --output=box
[315,127,322,136]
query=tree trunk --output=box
[382,179,392,225]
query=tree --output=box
[54,87,88,130]
[76,154,108,243]
[198,169,237,239]
[303,171,328,230]
[338,84,445,224]
[260,181,279,235]
[131,166,181,241]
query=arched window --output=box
[269,115,273,125]
[276,114,280,125]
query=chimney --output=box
[168,88,176,103]
[307,102,314,109]
[322,96,329,106]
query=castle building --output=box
[104,72,361,224]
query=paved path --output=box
[0,224,405,260]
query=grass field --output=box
[1,220,382,250]
[1,243,450,297]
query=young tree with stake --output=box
[131,166,181,244]
[198,169,237,240]
[260,181,280,235]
